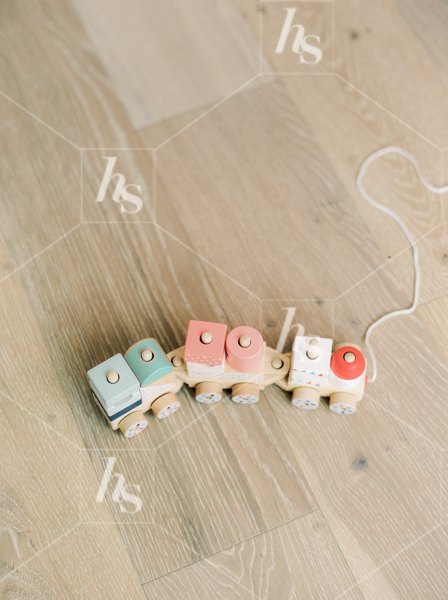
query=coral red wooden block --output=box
[184,319,227,365]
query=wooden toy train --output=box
[87,320,367,438]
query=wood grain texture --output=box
[8,221,316,583]
[335,0,448,147]
[149,80,389,301]
[0,96,80,269]
[11,223,262,451]
[0,0,156,149]
[0,275,81,447]
[71,0,267,130]
[418,295,448,369]
[280,75,445,307]
[442,149,448,218]
[335,270,448,450]
[265,383,442,583]
[356,524,448,600]
[281,74,443,238]
[146,394,316,581]
[142,510,364,600]
[0,270,148,597]
[1,524,147,600]
[2,0,448,597]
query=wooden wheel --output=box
[151,393,181,419]
[195,382,222,404]
[292,387,320,410]
[231,382,259,404]
[119,411,148,438]
[329,392,357,415]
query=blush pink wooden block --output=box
[225,326,263,373]
[184,320,227,365]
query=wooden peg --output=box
[343,352,356,363]
[140,348,154,362]
[172,355,184,367]
[306,338,320,360]
[106,370,119,384]
[239,335,251,348]
[271,357,284,369]
[201,331,213,344]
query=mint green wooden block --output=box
[124,338,173,387]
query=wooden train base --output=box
[167,344,290,404]
[275,343,366,415]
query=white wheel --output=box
[292,387,320,410]
[195,382,222,404]
[152,393,181,419]
[119,411,148,438]
[329,393,357,415]
[231,383,259,404]
[293,398,319,410]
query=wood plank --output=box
[355,524,448,600]
[0,96,80,268]
[12,222,262,451]
[0,269,148,598]
[137,393,316,581]
[0,275,80,445]
[443,149,448,218]
[334,267,448,450]
[280,74,444,305]
[0,369,145,597]
[390,0,448,110]
[1,524,147,600]
[418,295,448,369]
[71,0,266,130]
[2,1,448,596]
[147,80,389,301]
[335,0,448,147]
[0,0,154,148]
[142,510,363,600]
[264,380,442,583]
[9,220,316,582]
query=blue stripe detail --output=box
[108,399,143,422]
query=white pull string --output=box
[356,146,448,383]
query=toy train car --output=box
[87,338,182,438]
[87,320,367,438]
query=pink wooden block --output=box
[226,326,263,373]
[184,320,227,365]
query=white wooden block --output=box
[187,354,225,377]
[140,383,171,403]
[290,336,333,387]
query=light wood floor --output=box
[1,1,448,598]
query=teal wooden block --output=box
[87,354,141,420]
[124,338,174,387]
